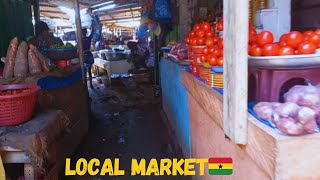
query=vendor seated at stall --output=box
[29,21,64,54]
[127,38,150,74]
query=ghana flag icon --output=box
[208,158,233,175]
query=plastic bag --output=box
[14,41,29,77]
[274,106,319,136]
[284,85,320,108]
[28,49,42,74]
[254,101,319,136]
[168,43,187,61]
[30,45,50,73]
[3,37,18,79]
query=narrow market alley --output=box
[62,77,189,180]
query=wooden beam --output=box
[101,16,141,22]
[94,3,140,15]
[40,10,65,14]
[223,0,249,144]
[99,8,141,18]
[33,0,40,23]
[73,0,86,85]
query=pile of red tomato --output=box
[249,29,320,56]
[184,21,224,66]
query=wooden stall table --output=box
[0,110,82,179]
[181,71,320,180]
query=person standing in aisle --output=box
[82,25,95,89]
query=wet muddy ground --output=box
[62,77,190,180]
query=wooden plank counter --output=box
[181,71,320,180]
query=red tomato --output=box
[250,46,263,56]
[249,28,257,45]
[278,41,287,47]
[217,57,223,66]
[202,47,209,55]
[193,24,202,32]
[295,49,299,55]
[211,47,222,57]
[200,55,206,62]
[298,41,317,54]
[202,22,211,31]
[286,31,304,48]
[218,38,224,49]
[206,54,213,63]
[279,46,295,56]
[184,37,191,44]
[303,30,314,36]
[216,21,223,31]
[205,38,215,48]
[208,55,217,66]
[308,34,320,45]
[280,34,289,43]
[189,31,196,37]
[212,36,219,43]
[197,37,206,45]
[262,43,280,56]
[191,38,198,46]
[257,31,274,47]
[197,30,205,37]
[205,30,215,38]
[314,29,320,35]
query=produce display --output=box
[254,85,320,136]
[184,21,224,66]
[167,43,188,61]
[2,37,51,79]
[0,88,31,96]
[3,37,19,79]
[249,29,320,56]
[50,42,75,49]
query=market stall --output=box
[0,0,91,178]
[160,0,320,179]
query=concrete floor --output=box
[62,77,189,180]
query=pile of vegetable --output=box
[0,88,31,96]
[167,43,188,61]
[2,37,50,79]
[184,21,224,66]
[249,29,320,56]
[50,42,75,49]
[254,85,320,136]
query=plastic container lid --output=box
[212,66,223,73]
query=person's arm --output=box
[89,24,95,39]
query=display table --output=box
[159,59,191,157]
[181,71,320,180]
[0,66,89,179]
[0,110,87,179]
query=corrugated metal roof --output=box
[39,0,141,28]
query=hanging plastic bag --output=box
[153,0,172,24]
[14,41,29,77]
[3,37,19,79]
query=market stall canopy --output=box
[39,0,141,28]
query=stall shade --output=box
[0,0,34,57]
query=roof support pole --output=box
[73,0,87,85]
[223,0,249,144]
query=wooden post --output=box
[73,0,86,85]
[33,0,40,24]
[223,0,249,144]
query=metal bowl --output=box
[248,54,320,69]
[103,52,126,61]
[45,48,78,61]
